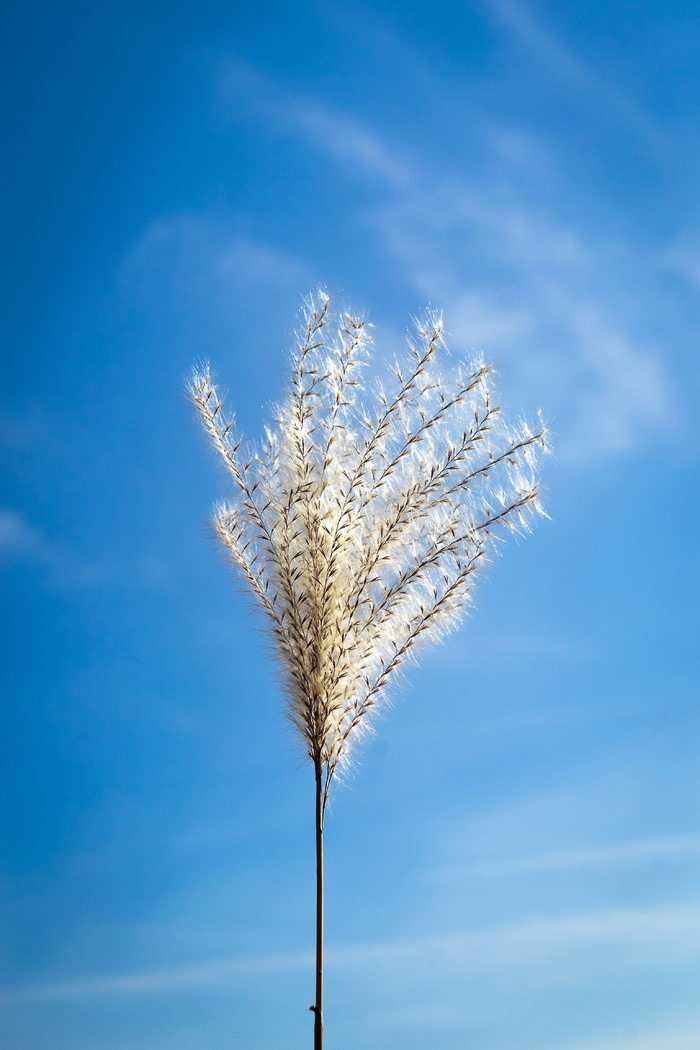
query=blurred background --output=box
[1,1,699,1048]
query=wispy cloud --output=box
[279,102,412,191]
[120,213,311,324]
[662,232,700,291]
[0,507,41,564]
[4,900,699,1005]
[421,625,590,668]
[563,1022,700,1050]
[116,213,316,423]
[478,0,665,151]
[216,60,674,459]
[219,59,413,191]
[0,949,313,1005]
[430,832,700,881]
[0,507,167,590]
[0,507,98,586]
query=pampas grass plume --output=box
[189,291,548,1048]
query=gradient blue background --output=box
[1,1,699,1048]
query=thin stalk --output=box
[313,761,324,1050]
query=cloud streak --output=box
[563,1022,700,1050]
[0,507,100,586]
[4,899,699,1006]
[429,831,700,880]
[217,59,674,460]
[0,949,313,1006]
[0,508,41,563]
[478,0,665,151]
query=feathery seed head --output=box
[190,293,548,802]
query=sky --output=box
[1,0,699,1048]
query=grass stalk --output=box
[313,759,324,1050]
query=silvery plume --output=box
[189,292,548,1048]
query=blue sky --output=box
[1,1,699,1048]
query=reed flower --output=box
[189,292,547,1048]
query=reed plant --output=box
[189,292,547,1049]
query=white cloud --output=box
[284,102,412,190]
[375,185,672,458]
[333,902,700,978]
[0,508,40,563]
[219,58,413,191]
[661,233,700,291]
[0,507,108,588]
[4,900,699,1005]
[477,0,665,151]
[421,625,589,668]
[431,832,700,880]
[216,64,675,460]
[562,1022,700,1050]
[0,948,312,1005]
[120,212,310,316]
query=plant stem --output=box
[313,760,324,1050]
